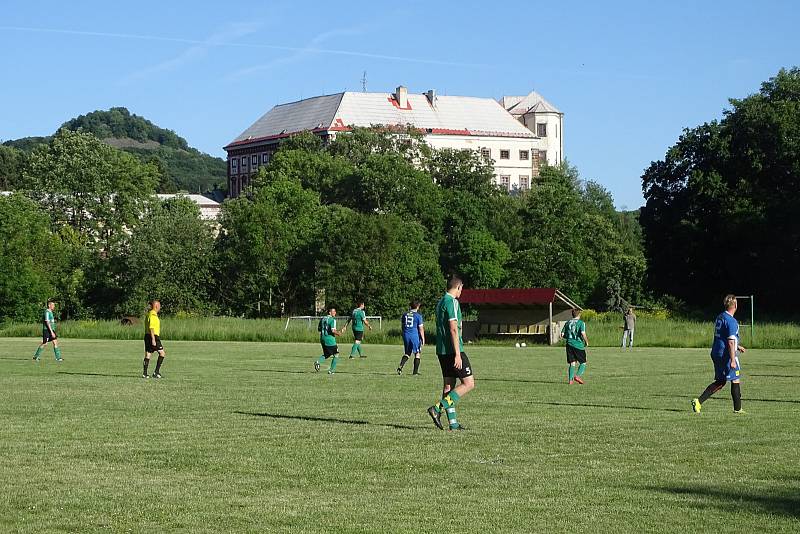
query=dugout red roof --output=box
[459,288,580,308]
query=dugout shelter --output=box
[459,288,581,345]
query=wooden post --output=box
[548,301,553,345]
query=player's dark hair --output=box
[571,308,581,318]
[410,300,421,309]
[148,300,159,308]
[47,299,55,305]
[327,304,336,312]
[447,276,463,290]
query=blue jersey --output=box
[711,311,739,358]
[401,310,424,340]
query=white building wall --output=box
[520,111,563,165]
[423,134,540,191]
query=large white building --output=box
[224,86,563,197]
[500,91,564,166]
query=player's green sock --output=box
[350,343,358,357]
[568,364,576,381]
[328,355,338,372]
[440,391,461,429]
[357,344,363,356]
[54,347,62,360]
[317,355,326,364]
[33,347,43,360]
[576,363,586,377]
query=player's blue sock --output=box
[576,363,586,377]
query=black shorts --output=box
[352,330,364,341]
[566,345,587,364]
[321,343,339,358]
[42,330,57,344]
[144,335,164,353]
[438,352,474,379]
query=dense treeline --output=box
[640,67,800,313]
[0,126,645,322]
[2,107,226,193]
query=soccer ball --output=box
[515,342,521,348]
[521,342,527,348]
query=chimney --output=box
[395,85,408,108]
[426,89,436,106]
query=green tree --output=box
[215,175,322,316]
[640,67,800,310]
[310,208,444,318]
[23,129,158,254]
[0,194,62,321]
[118,197,215,316]
[0,145,25,190]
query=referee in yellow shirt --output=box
[143,300,166,378]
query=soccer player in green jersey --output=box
[143,300,166,378]
[561,309,589,384]
[427,276,474,431]
[33,299,62,362]
[314,306,342,374]
[342,301,371,359]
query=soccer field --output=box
[1,339,798,533]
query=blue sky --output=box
[1,0,798,208]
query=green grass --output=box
[1,338,798,533]
[3,315,799,348]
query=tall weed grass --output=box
[2,313,798,348]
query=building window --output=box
[241,156,248,171]
[537,123,547,137]
[519,150,529,160]
[230,159,238,174]
[262,153,270,164]
[251,155,258,167]
[539,150,547,164]
[481,147,491,159]
[500,175,510,191]
[500,149,510,160]
[519,175,529,190]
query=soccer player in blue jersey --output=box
[692,294,747,414]
[397,300,425,375]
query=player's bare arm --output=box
[582,332,589,347]
[728,338,737,365]
[419,324,426,346]
[450,319,461,369]
[365,318,372,331]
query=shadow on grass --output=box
[749,373,800,378]
[234,411,424,431]
[526,400,684,413]
[57,371,139,379]
[649,485,800,519]
[651,393,800,404]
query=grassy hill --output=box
[2,107,226,193]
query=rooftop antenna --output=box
[361,71,367,92]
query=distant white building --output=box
[224,86,564,197]
[156,194,220,221]
[500,91,564,166]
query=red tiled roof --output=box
[459,288,558,306]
